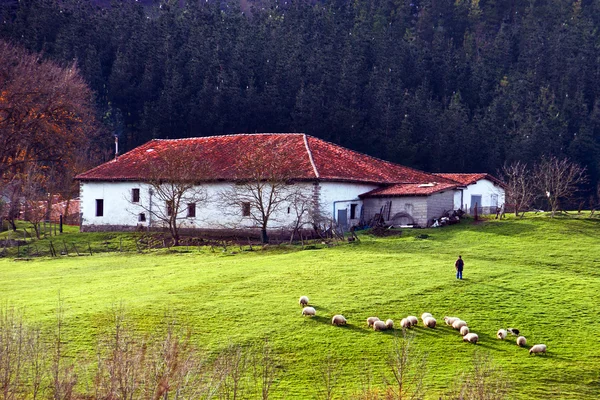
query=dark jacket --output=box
[455,258,464,271]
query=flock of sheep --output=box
[299,296,548,356]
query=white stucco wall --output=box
[80,180,378,231]
[454,179,506,214]
[319,181,379,227]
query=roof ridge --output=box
[152,133,306,142]
[305,134,438,182]
[303,134,320,179]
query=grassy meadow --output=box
[0,215,599,398]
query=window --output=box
[132,188,140,203]
[350,204,357,219]
[166,201,173,216]
[242,202,251,216]
[287,207,291,214]
[139,213,146,222]
[187,203,196,218]
[95,199,104,217]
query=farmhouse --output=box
[76,133,504,233]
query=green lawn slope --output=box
[0,215,599,399]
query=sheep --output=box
[424,317,436,328]
[452,320,467,330]
[407,316,418,326]
[367,317,380,327]
[421,312,433,322]
[332,315,347,326]
[497,329,507,340]
[385,319,394,330]
[460,326,470,336]
[299,296,309,307]
[400,318,411,329]
[516,336,527,347]
[507,328,520,336]
[301,306,316,316]
[373,320,387,331]
[529,344,547,355]
[444,316,459,326]
[463,333,479,344]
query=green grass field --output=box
[1,215,599,399]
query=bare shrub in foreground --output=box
[443,352,510,400]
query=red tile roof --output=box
[359,182,459,198]
[434,173,505,187]
[76,133,444,185]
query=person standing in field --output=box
[455,255,464,280]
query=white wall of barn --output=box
[319,182,379,227]
[453,179,506,214]
[80,181,377,231]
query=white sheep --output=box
[400,318,411,328]
[463,333,479,344]
[529,344,547,355]
[424,317,436,328]
[407,316,418,326]
[301,306,316,316]
[332,315,347,326]
[373,320,387,331]
[367,317,380,327]
[460,326,470,336]
[452,320,467,330]
[516,336,527,347]
[497,329,507,340]
[385,319,394,329]
[421,312,433,322]
[444,316,459,326]
[299,296,309,307]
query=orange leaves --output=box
[0,40,101,191]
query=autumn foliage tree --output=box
[0,40,102,224]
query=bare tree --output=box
[384,333,427,400]
[533,156,587,217]
[316,354,343,400]
[128,147,208,246]
[218,145,302,243]
[21,166,49,239]
[288,191,314,244]
[501,161,536,217]
[444,352,510,400]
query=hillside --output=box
[0,215,599,398]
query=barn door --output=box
[471,195,482,215]
[490,194,498,213]
[337,209,348,232]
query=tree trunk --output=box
[261,228,269,244]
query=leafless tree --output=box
[251,338,279,400]
[316,354,343,400]
[128,147,209,246]
[21,166,49,239]
[218,145,303,243]
[533,156,587,217]
[444,352,510,400]
[501,161,536,217]
[384,333,427,400]
[288,191,315,244]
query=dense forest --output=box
[1,0,600,197]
